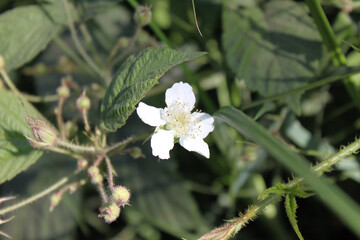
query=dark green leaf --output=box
[223,0,322,112]
[285,194,304,240]
[215,106,360,237]
[0,90,43,184]
[0,0,68,71]
[101,48,206,132]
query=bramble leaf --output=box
[100,48,205,132]
[285,194,304,240]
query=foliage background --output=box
[0,0,360,239]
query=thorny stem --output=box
[61,0,107,80]
[57,139,97,153]
[104,155,115,191]
[97,186,108,204]
[0,171,78,216]
[105,134,151,156]
[198,139,360,240]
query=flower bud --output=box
[49,191,64,212]
[0,55,5,69]
[64,121,78,138]
[25,114,57,148]
[76,90,91,111]
[117,37,130,49]
[129,147,144,159]
[111,186,131,206]
[56,80,70,98]
[99,202,121,224]
[77,158,88,171]
[88,166,103,186]
[134,6,152,27]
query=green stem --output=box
[199,138,360,240]
[22,93,59,103]
[0,171,77,216]
[104,155,115,191]
[79,23,103,68]
[305,0,360,108]
[104,134,150,156]
[57,139,97,153]
[126,0,216,112]
[242,66,360,110]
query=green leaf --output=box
[258,183,314,200]
[285,194,304,240]
[0,0,68,71]
[0,90,43,184]
[215,106,360,237]
[101,48,206,132]
[223,0,322,113]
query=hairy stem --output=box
[104,155,115,191]
[0,171,78,216]
[57,139,97,153]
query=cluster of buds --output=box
[88,166,103,186]
[98,185,131,224]
[24,114,58,149]
[134,6,152,27]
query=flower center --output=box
[163,100,199,138]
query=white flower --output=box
[136,82,214,159]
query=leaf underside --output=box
[0,90,43,184]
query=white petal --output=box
[165,82,195,112]
[151,130,175,159]
[190,112,214,138]
[179,137,210,158]
[136,102,166,127]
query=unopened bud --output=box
[88,166,103,186]
[134,6,152,27]
[77,158,88,171]
[111,186,131,206]
[99,202,121,224]
[0,55,5,69]
[56,80,70,98]
[76,91,91,111]
[49,191,63,212]
[129,147,144,159]
[25,114,57,149]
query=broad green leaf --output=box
[223,0,322,113]
[0,0,68,71]
[101,48,206,132]
[0,90,43,184]
[285,194,304,240]
[215,106,360,237]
